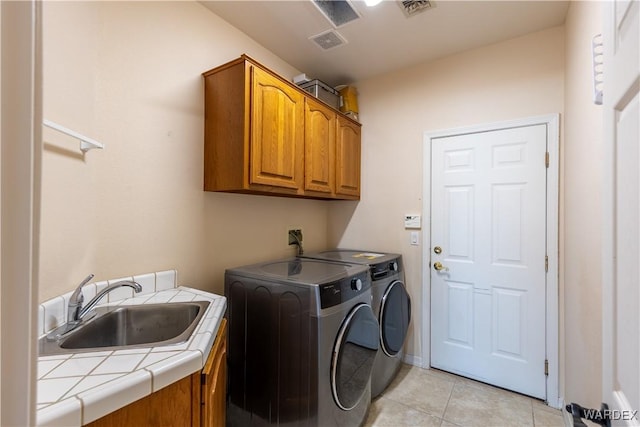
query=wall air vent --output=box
[309,29,348,51]
[312,0,360,28]
[398,0,434,17]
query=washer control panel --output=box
[319,271,370,309]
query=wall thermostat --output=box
[404,215,421,229]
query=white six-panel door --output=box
[430,124,548,399]
[602,0,640,424]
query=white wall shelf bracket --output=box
[43,119,105,152]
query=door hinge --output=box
[545,152,550,168]
[544,359,549,376]
[545,255,549,272]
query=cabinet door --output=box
[86,375,196,427]
[250,67,304,190]
[336,116,361,197]
[304,98,336,194]
[201,318,227,427]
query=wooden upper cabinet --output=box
[336,116,361,197]
[304,97,336,195]
[250,67,304,190]
[202,55,360,200]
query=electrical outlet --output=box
[288,229,303,246]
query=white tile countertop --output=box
[36,270,226,426]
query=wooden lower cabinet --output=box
[86,318,227,427]
[200,318,227,427]
[85,374,199,427]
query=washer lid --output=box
[304,249,401,265]
[226,258,368,285]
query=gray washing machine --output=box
[301,250,411,398]
[225,258,378,427]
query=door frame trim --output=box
[420,114,560,408]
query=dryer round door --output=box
[331,303,379,411]
[379,280,411,357]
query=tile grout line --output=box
[375,394,445,426]
[57,353,113,401]
[440,375,460,426]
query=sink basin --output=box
[39,301,210,356]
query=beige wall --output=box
[40,1,328,301]
[563,0,603,409]
[329,26,565,366]
[40,0,605,409]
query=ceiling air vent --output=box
[309,29,348,51]
[398,0,434,17]
[312,0,360,28]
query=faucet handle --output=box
[79,273,95,286]
[71,274,95,302]
[67,274,95,323]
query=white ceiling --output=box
[201,0,569,87]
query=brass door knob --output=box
[433,262,445,271]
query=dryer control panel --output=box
[319,271,370,309]
[369,258,403,281]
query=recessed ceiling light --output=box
[365,0,383,6]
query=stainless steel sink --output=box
[39,301,210,356]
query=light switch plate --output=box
[404,215,421,229]
[410,231,420,246]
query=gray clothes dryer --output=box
[225,258,379,427]
[301,250,411,398]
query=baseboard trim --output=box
[402,353,423,368]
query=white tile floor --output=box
[365,364,566,427]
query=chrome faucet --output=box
[50,274,142,339]
[69,275,142,324]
